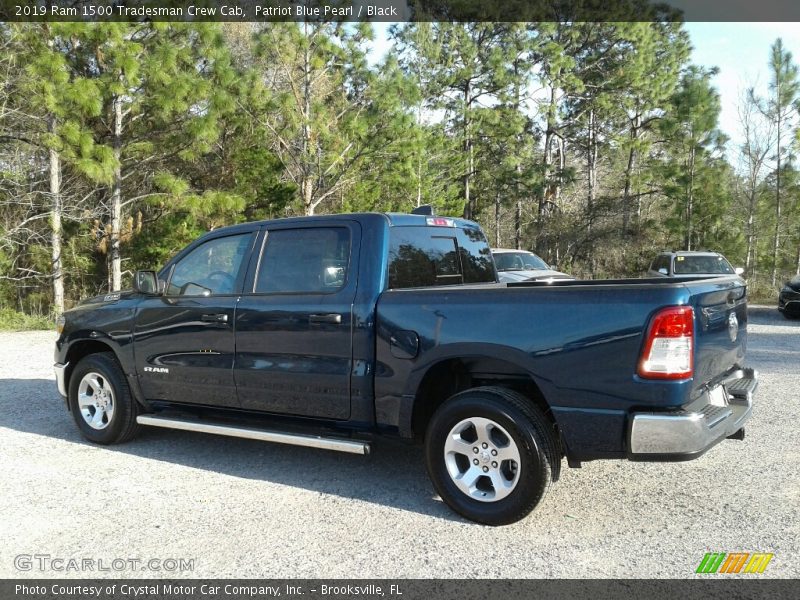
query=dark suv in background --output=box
[648,251,743,279]
[779,275,800,319]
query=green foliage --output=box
[2,22,800,318]
[0,309,52,331]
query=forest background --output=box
[2,20,800,328]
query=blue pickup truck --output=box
[54,213,756,525]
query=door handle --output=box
[309,313,342,324]
[201,313,229,324]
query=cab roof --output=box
[200,212,481,238]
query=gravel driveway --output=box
[0,307,797,578]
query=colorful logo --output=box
[696,552,773,574]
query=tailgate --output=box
[686,276,748,397]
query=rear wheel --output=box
[425,386,559,526]
[68,353,141,444]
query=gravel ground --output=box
[0,306,797,579]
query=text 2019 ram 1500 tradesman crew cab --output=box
[54,213,757,525]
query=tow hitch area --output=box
[727,428,745,441]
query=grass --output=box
[746,280,782,306]
[0,308,53,331]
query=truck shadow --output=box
[0,378,460,522]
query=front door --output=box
[134,232,255,408]
[234,223,359,419]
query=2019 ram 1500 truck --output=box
[54,213,757,525]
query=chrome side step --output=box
[136,415,370,455]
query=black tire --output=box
[425,386,559,526]
[68,352,141,445]
[782,310,799,320]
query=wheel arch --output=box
[62,337,144,406]
[403,346,563,460]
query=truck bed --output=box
[375,275,748,460]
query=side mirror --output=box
[134,270,160,295]
[735,267,745,276]
[658,267,668,275]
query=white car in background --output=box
[492,248,574,283]
[647,251,744,279]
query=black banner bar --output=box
[2,580,799,600]
[3,0,800,23]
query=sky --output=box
[685,22,800,154]
[366,22,800,160]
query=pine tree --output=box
[395,23,520,220]
[660,66,727,251]
[618,22,690,234]
[12,23,114,314]
[249,23,400,216]
[763,39,799,285]
[75,22,236,290]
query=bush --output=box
[746,279,780,306]
[0,309,53,331]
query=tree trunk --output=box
[586,109,597,276]
[771,120,782,286]
[48,116,64,315]
[416,103,423,208]
[462,81,473,220]
[494,192,501,247]
[622,114,640,234]
[536,86,557,254]
[745,188,757,278]
[302,23,315,216]
[685,145,695,251]
[795,241,800,276]
[110,94,123,291]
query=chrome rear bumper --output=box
[629,369,757,458]
[54,362,69,398]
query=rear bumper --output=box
[628,368,757,460]
[54,362,69,398]
[778,298,800,315]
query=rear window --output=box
[388,226,496,289]
[673,255,734,275]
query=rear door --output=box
[234,222,360,419]
[133,231,255,408]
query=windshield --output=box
[673,255,734,275]
[493,251,549,272]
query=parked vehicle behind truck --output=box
[54,213,757,525]
[491,248,573,283]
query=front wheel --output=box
[425,386,560,526]
[68,352,141,445]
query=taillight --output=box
[637,306,694,380]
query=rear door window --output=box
[388,226,496,289]
[254,227,351,294]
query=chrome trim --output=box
[630,391,753,455]
[136,415,370,455]
[54,362,69,397]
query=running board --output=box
[136,415,370,455]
